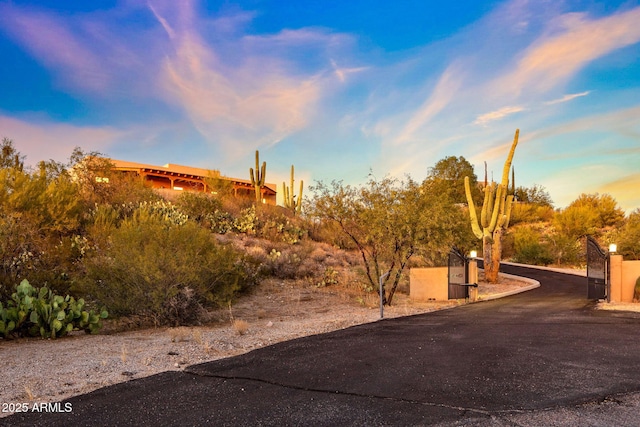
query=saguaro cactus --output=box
[249,150,266,203]
[282,165,303,215]
[464,129,519,283]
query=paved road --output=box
[6,266,640,426]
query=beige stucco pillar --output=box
[609,254,623,303]
[468,259,478,302]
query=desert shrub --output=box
[553,204,599,239]
[307,219,357,250]
[161,287,208,326]
[510,203,555,225]
[135,200,189,226]
[307,243,351,268]
[175,191,223,227]
[511,227,553,265]
[207,209,235,234]
[315,267,339,288]
[237,238,318,280]
[567,193,625,229]
[67,148,158,207]
[0,212,85,299]
[0,213,39,300]
[546,233,584,266]
[501,231,515,260]
[258,212,307,244]
[79,213,254,325]
[233,205,259,234]
[263,248,303,279]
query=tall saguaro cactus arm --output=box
[283,165,303,214]
[464,177,483,240]
[249,150,266,203]
[464,129,519,282]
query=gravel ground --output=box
[0,274,633,419]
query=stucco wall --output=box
[409,267,448,301]
[609,256,640,302]
[622,260,640,302]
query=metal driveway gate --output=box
[448,247,469,299]
[586,236,609,301]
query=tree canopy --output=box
[567,193,624,228]
[307,176,469,305]
[514,184,553,207]
[0,138,24,171]
[426,156,481,205]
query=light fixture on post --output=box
[609,243,617,254]
[467,251,479,302]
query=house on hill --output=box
[109,159,277,205]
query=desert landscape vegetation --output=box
[0,133,639,409]
[1,134,638,339]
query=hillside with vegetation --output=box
[1,137,638,337]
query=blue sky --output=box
[0,0,639,211]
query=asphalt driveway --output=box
[6,266,640,426]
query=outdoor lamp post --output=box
[609,243,617,254]
[467,251,479,302]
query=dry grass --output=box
[24,386,34,401]
[120,344,128,363]
[202,339,221,355]
[191,328,203,345]
[232,319,250,336]
[167,327,191,342]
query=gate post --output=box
[468,256,479,302]
[587,236,608,300]
[609,254,623,303]
[448,248,469,299]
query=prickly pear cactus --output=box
[1,279,108,339]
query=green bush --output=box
[615,209,640,260]
[174,191,223,226]
[0,212,84,300]
[512,227,553,266]
[80,212,255,325]
[546,233,584,266]
[0,279,107,339]
[510,203,554,225]
[258,213,307,244]
[233,205,258,234]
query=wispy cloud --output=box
[497,6,640,95]
[544,91,591,105]
[528,105,640,145]
[152,3,331,158]
[330,59,369,83]
[0,1,350,162]
[474,106,526,126]
[0,115,123,164]
[0,0,638,206]
[0,7,111,92]
[391,64,464,146]
[468,129,523,166]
